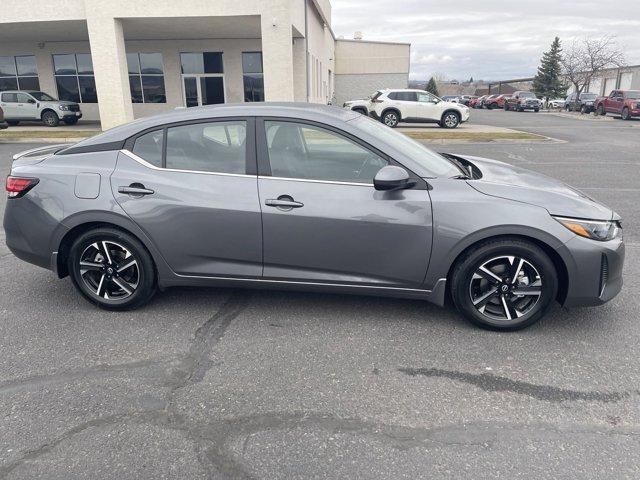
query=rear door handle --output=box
[118,184,155,196]
[265,197,304,210]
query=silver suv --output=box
[0,90,82,127]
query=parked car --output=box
[482,94,500,109]
[472,95,488,109]
[565,92,598,113]
[0,106,8,130]
[547,98,566,109]
[594,89,640,120]
[504,91,542,112]
[441,95,460,103]
[369,89,469,128]
[485,94,510,109]
[4,104,624,331]
[342,96,372,116]
[0,90,82,127]
[460,95,477,106]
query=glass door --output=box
[182,75,225,107]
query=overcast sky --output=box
[331,0,640,82]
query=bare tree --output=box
[561,35,625,106]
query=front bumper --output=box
[61,111,82,119]
[560,235,625,307]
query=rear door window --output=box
[165,120,247,174]
[132,129,164,167]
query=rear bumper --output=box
[560,235,625,307]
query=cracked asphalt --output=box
[1,110,639,479]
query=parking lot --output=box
[1,109,639,479]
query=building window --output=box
[180,52,224,74]
[242,52,264,102]
[52,54,97,103]
[0,55,40,92]
[127,53,166,103]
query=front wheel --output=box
[450,239,558,331]
[597,105,606,116]
[68,227,157,310]
[440,111,461,129]
[42,110,60,127]
[382,111,400,128]
[621,107,630,120]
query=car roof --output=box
[63,103,361,150]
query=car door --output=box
[0,92,19,118]
[113,118,263,278]
[256,118,432,288]
[415,92,442,121]
[389,91,417,120]
[605,91,618,113]
[16,92,38,119]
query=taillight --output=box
[6,176,39,198]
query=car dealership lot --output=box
[1,111,639,478]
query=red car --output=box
[594,89,640,120]
[486,94,510,109]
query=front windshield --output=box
[352,116,461,178]
[581,93,597,99]
[627,92,640,99]
[29,92,56,101]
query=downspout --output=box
[304,0,310,102]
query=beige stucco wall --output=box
[335,40,410,75]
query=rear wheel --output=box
[451,239,558,331]
[42,110,59,127]
[68,227,156,310]
[382,110,400,128]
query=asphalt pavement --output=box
[0,110,639,479]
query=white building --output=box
[0,0,410,129]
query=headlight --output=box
[59,105,69,111]
[553,216,621,241]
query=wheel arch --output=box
[381,107,401,121]
[444,233,569,306]
[53,211,169,280]
[40,108,59,119]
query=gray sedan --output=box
[3,104,624,330]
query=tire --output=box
[621,107,630,120]
[64,117,79,125]
[42,110,60,127]
[534,108,539,113]
[6,120,19,126]
[68,227,157,310]
[504,103,509,111]
[382,110,400,128]
[597,104,606,116]
[580,105,587,114]
[450,238,558,331]
[440,111,460,129]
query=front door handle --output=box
[118,183,155,196]
[265,196,304,210]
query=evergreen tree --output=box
[426,77,439,96]
[469,76,474,83]
[533,37,567,99]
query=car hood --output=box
[41,100,78,107]
[454,154,616,220]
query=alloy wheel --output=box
[79,240,140,300]
[469,255,542,321]
[384,112,398,127]
[443,113,459,128]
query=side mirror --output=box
[27,99,36,104]
[374,165,416,191]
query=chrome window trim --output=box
[120,149,255,178]
[258,175,373,187]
